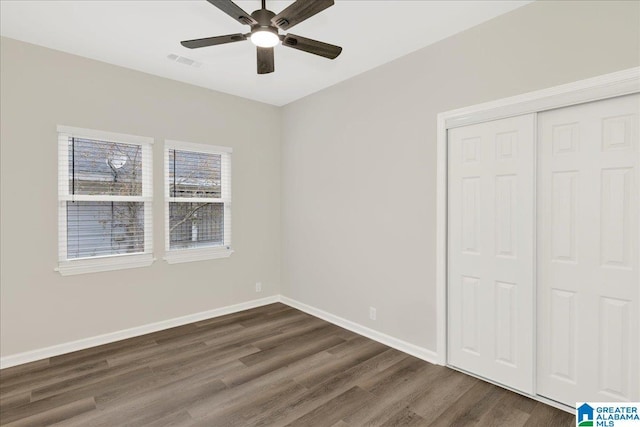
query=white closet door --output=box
[537,94,640,406]
[448,114,535,394]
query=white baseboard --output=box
[0,295,279,370]
[1,294,441,370]
[279,296,440,365]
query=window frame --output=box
[56,125,154,276]
[164,139,233,264]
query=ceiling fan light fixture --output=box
[250,29,279,48]
[179,0,342,74]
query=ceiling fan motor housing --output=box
[251,9,279,36]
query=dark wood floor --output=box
[0,303,575,426]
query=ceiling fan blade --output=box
[181,33,247,49]
[271,0,334,30]
[281,34,342,59]
[257,47,275,74]
[206,0,257,26]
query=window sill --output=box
[56,253,155,276]
[164,247,233,264]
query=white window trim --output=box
[56,253,155,276]
[164,139,233,264]
[56,125,155,276]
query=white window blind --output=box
[164,140,232,264]
[57,126,154,275]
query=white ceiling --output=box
[0,0,530,106]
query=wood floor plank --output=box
[523,402,575,427]
[325,335,373,356]
[148,343,259,379]
[0,392,31,413]
[106,340,207,368]
[293,339,388,388]
[185,351,335,420]
[428,379,507,427]
[474,391,535,427]
[1,367,152,424]
[201,323,284,349]
[0,303,575,426]
[286,386,374,427]
[191,379,307,426]
[0,359,111,397]
[0,360,50,381]
[150,322,244,349]
[342,358,440,425]
[250,350,410,426]
[95,358,238,411]
[408,367,479,420]
[3,397,96,427]
[59,378,227,427]
[186,376,297,421]
[238,307,311,328]
[239,324,346,366]
[194,310,268,329]
[379,407,427,427]
[221,335,346,387]
[29,363,149,402]
[142,410,194,427]
[250,318,330,351]
[357,354,429,395]
[48,337,158,367]
[193,303,292,328]
[98,380,226,427]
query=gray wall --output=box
[281,0,640,352]
[0,37,281,357]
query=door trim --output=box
[435,67,640,366]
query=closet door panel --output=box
[448,114,535,394]
[537,93,639,406]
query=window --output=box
[164,140,232,263]
[57,126,153,275]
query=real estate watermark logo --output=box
[578,403,595,427]
[576,402,640,427]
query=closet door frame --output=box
[434,67,640,412]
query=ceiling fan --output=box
[180,0,342,74]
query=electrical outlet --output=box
[369,306,377,321]
[255,282,262,293]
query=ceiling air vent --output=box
[166,54,202,68]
